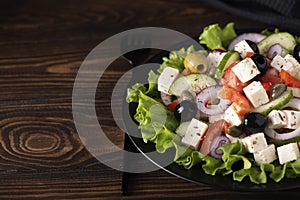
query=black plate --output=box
[122,39,300,191]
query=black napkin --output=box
[200,0,300,34]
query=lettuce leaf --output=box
[158,45,200,74]
[199,22,237,50]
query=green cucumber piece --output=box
[215,50,240,79]
[253,90,293,116]
[169,74,216,96]
[258,32,297,55]
[175,121,190,138]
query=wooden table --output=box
[0,0,299,199]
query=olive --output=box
[293,43,300,63]
[174,100,198,122]
[227,126,243,137]
[250,54,268,75]
[184,52,208,74]
[270,83,286,99]
[243,112,267,134]
[245,40,259,54]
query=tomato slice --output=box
[245,52,255,58]
[221,62,250,92]
[260,67,282,85]
[200,119,224,155]
[222,84,252,116]
[280,69,300,88]
[181,68,191,76]
[261,81,273,94]
[167,99,180,112]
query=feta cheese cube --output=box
[277,143,300,164]
[181,118,208,150]
[243,81,269,108]
[157,67,180,94]
[242,132,268,153]
[282,110,300,130]
[288,87,300,98]
[223,103,242,126]
[267,110,287,129]
[284,54,300,70]
[207,51,226,70]
[270,54,300,75]
[232,58,260,83]
[270,54,286,71]
[253,144,277,164]
[234,40,254,58]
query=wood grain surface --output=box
[0,0,299,199]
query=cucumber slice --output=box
[215,50,240,79]
[175,121,190,138]
[169,74,217,96]
[258,32,297,55]
[253,90,293,116]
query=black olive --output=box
[245,40,259,54]
[243,112,267,134]
[293,44,300,63]
[174,100,198,122]
[250,54,268,75]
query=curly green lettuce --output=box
[199,22,237,50]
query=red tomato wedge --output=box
[200,120,224,155]
[245,52,255,58]
[261,81,273,94]
[260,67,282,85]
[221,62,250,92]
[280,69,300,88]
[167,99,180,112]
[221,84,252,116]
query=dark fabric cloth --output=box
[200,0,300,34]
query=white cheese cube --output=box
[223,103,242,126]
[181,118,208,150]
[253,144,277,164]
[282,110,300,130]
[277,143,300,164]
[242,132,268,153]
[234,40,254,58]
[270,54,286,71]
[288,87,300,98]
[232,58,260,83]
[284,54,300,68]
[243,81,269,108]
[267,110,287,129]
[207,51,226,70]
[270,54,300,75]
[157,67,180,94]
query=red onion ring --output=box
[210,135,231,159]
[196,85,231,115]
[228,33,266,50]
[264,98,300,140]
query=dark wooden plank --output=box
[0,0,299,199]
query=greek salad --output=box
[126,22,300,184]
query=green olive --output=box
[227,126,243,137]
[270,83,286,99]
[184,52,208,73]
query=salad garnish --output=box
[126,22,300,184]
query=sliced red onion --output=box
[160,92,172,106]
[196,85,231,115]
[264,98,300,140]
[210,135,231,159]
[228,33,266,50]
[267,43,282,59]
